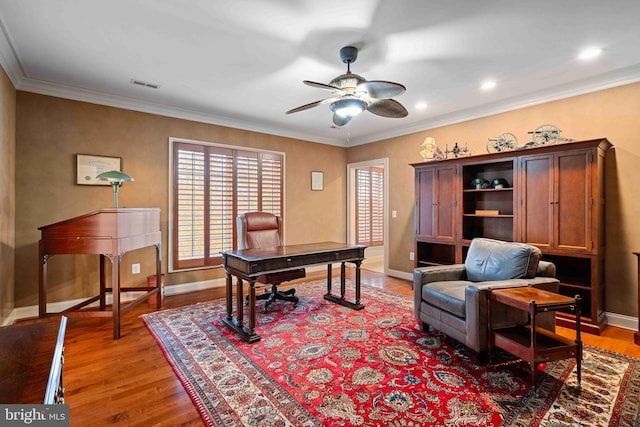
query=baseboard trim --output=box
[604,311,637,331]
[7,275,636,333]
[163,277,226,295]
[386,268,413,282]
[7,278,227,324]
[1,310,17,327]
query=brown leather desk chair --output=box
[237,212,305,312]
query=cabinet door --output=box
[415,167,436,238]
[415,165,456,240]
[435,166,456,240]
[520,150,593,253]
[555,149,592,252]
[520,154,554,250]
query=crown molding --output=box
[17,77,348,147]
[348,64,640,146]
[19,64,640,149]
[0,17,24,87]
[2,23,640,149]
[0,26,346,146]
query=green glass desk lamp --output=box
[96,170,134,208]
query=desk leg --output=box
[354,260,362,305]
[221,275,261,343]
[111,255,122,340]
[324,260,365,310]
[340,262,346,299]
[225,273,233,321]
[155,243,163,309]
[39,244,48,318]
[236,278,244,328]
[327,264,332,294]
[99,255,106,311]
[248,279,257,337]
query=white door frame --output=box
[347,158,389,274]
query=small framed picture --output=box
[76,154,122,185]
[311,171,324,191]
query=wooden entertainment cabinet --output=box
[412,138,611,334]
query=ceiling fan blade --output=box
[285,98,336,114]
[357,80,406,99]
[367,99,409,118]
[304,80,345,95]
[332,113,353,127]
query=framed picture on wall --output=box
[76,154,122,185]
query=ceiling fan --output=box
[286,46,408,126]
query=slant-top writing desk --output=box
[221,242,366,342]
[38,208,162,339]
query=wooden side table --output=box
[488,287,582,386]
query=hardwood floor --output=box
[4,268,640,426]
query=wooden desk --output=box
[38,208,162,339]
[221,242,366,342]
[488,287,582,386]
[0,319,61,403]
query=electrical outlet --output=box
[392,210,397,218]
[132,263,140,274]
[409,252,414,261]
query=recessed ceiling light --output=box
[578,47,602,60]
[415,102,428,110]
[480,80,496,91]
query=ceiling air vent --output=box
[130,79,159,89]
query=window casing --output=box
[172,140,283,270]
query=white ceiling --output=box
[1,1,639,147]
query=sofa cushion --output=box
[464,238,541,282]
[422,280,468,318]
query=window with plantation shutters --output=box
[172,140,283,270]
[355,167,384,246]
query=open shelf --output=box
[462,216,514,241]
[461,160,515,242]
[416,241,456,266]
[462,160,514,190]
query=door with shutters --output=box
[355,166,384,246]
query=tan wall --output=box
[346,81,640,317]
[12,82,640,319]
[0,67,15,323]
[14,92,347,307]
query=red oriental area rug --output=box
[141,280,640,426]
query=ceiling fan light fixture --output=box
[287,46,407,123]
[330,98,366,118]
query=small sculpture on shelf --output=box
[491,178,509,189]
[419,137,445,161]
[486,132,518,153]
[470,178,490,189]
[521,124,575,148]
[445,142,470,158]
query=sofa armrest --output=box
[414,265,467,321]
[414,264,467,286]
[536,260,556,278]
[464,283,530,353]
